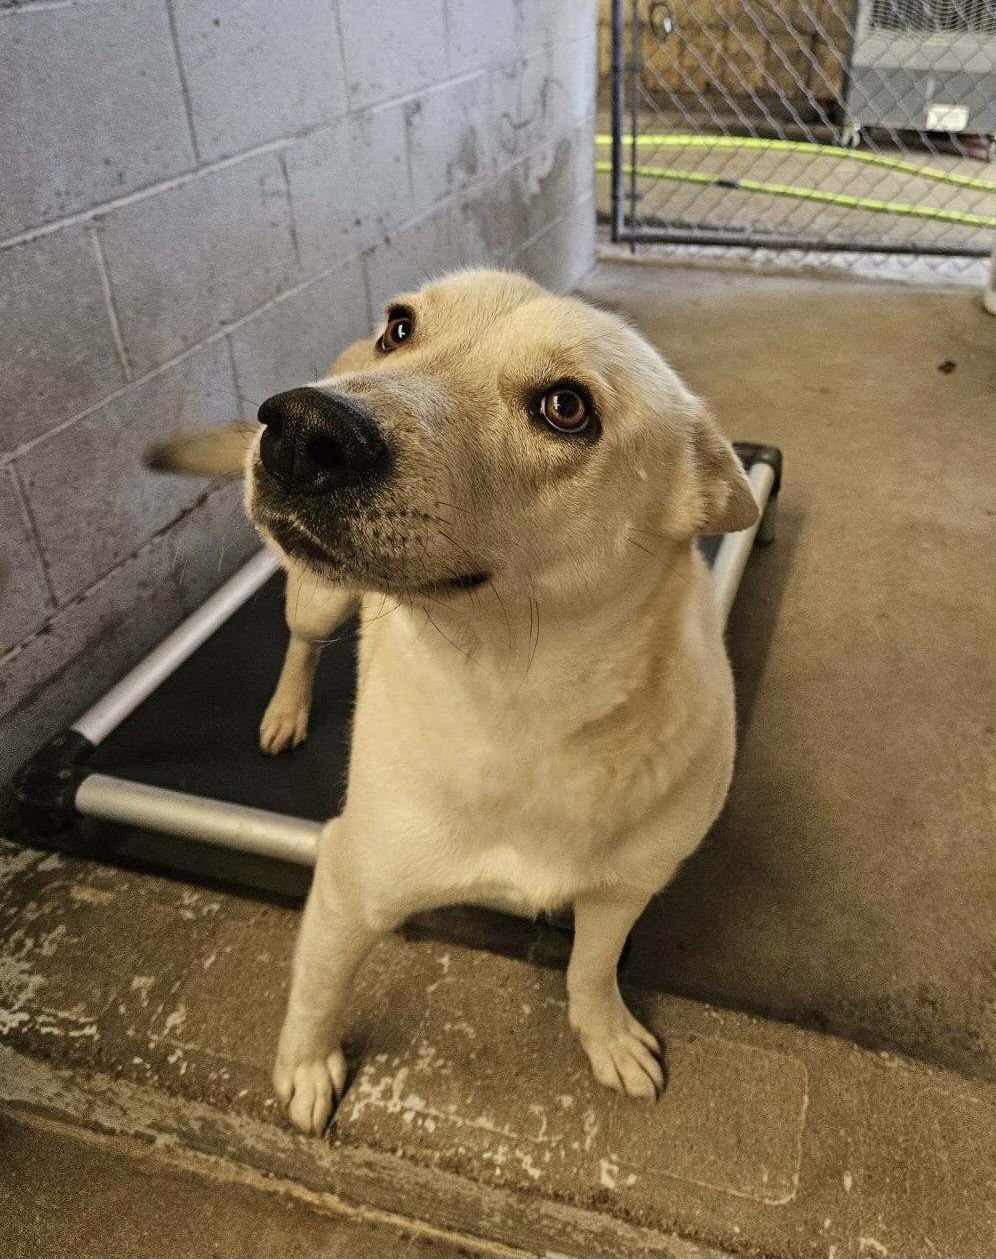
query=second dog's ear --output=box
[144,425,250,478]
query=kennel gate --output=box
[606,0,996,257]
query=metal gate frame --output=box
[608,0,993,257]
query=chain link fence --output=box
[599,0,996,263]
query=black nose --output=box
[257,387,387,494]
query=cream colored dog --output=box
[148,268,758,1136]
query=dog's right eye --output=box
[377,310,414,353]
[537,385,592,436]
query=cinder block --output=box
[170,0,348,161]
[0,541,183,783]
[521,122,593,241]
[229,257,369,406]
[518,0,597,51]
[0,487,255,785]
[446,0,517,74]
[490,46,564,165]
[406,73,492,213]
[452,165,529,266]
[491,39,595,168]
[19,340,238,605]
[0,468,53,653]
[0,0,195,239]
[98,155,297,374]
[452,119,593,267]
[283,106,411,273]
[562,33,598,126]
[364,204,485,311]
[1,227,127,451]
[338,0,448,110]
[512,192,595,293]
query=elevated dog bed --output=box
[15,444,781,886]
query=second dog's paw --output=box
[259,703,309,755]
[273,1047,348,1136]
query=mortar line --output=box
[163,0,201,164]
[0,0,114,14]
[277,151,301,267]
[88,224,133,381]
[440,0,453,76]
[0,138,292,255]
[329,0,350,110]
[224,334,247,412]
[7,462,60,609]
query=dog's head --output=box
[148,269,756,603]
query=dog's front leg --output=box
[567,885,664,1099]
[260,567,358,754]
[273,831,381,1134]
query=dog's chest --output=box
[368,647,685,842]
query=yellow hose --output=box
[595,160,996,229]
[596,133,996,195]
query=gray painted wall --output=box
[0,0,596,785]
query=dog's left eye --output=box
[378,311,413,353]
[538,386,590,434]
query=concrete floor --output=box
[581,261,996,1080]
[0,1110,485,1259]
[2,259,995,1256]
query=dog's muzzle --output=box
[257,387,388,495]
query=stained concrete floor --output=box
[2,259,995,1257]
[579,262,996,1080]
[0,1110,485,1259]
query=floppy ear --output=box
[688,410,759,535]
[144,425,250,478]
[328,336,373,376]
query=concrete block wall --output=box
[0,0,597,786]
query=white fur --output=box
[233,270,757,1134]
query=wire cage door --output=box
[605,0,996,256]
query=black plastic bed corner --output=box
[733,441,783,497]
[13,729,95,835]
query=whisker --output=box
[211,385,264,411]
[524,593,540,678]
[630,524,674,543]
[434,499,472,519]
[625,534,693,590]
[423,607,470,658]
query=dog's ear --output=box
[328,336,373,376]
[686,409,759,535]
[144,425,249,478]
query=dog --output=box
[147,268,758,1135]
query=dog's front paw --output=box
[571,1000,664,1100]
[259,701,309,755]
[273,1047,348,1135]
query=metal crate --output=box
[843,0,996,147]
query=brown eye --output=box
[539,386,589,434]
[378,313,413,353]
